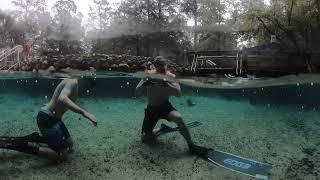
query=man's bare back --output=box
[45,79,78,118]
[44,78,97,124]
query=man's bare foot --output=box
[189,144,211,158]
[141,128,162,143]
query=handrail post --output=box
[17,51,20,69]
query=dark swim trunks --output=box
[142,101,176,134]
[36,109,70,153]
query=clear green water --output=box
[0,73,319,180]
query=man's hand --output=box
[146,69,157,75]
[166,70,176,78]
[82,111,98,127]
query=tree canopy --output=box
[0,0,318,60]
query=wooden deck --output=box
[186,49,320,77]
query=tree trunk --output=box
[287,0,295,26]
[316,0,320,28]
[136,35,140,56]
[147,0,151,21]
[158,0,162,19]
[194,16,198,50]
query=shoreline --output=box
[1,69,320,89]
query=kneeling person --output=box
[0,77,97,161]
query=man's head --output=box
[153,56,167,74]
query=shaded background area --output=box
[1,76,320,109]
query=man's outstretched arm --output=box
[58,82,97,126]
[135,79,148,96]
[165,82,181,97]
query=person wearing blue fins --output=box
[0,77,97,161]
[136,56,209,156]
[135,58,272,179]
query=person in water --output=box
[136,57,202,154]
[0,77,97,161]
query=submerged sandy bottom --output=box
[0,93,319,180]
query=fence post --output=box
[17,51,20,69]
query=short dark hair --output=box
[153,56,167,73]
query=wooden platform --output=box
[186,48,320,77]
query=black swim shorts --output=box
[36,109,71,153]
[142,101,176,134]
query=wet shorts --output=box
[142,101,176,134]
[36,109,71,153]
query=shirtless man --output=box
[136,57,200,153]
[0,78,97,161]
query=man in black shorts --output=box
[0,77,97,161]
[136,57,200,153]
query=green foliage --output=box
[3,0,319,58]
[11,0,51,54]
[11,0,49,34]
[88,0,111,31]
[45,0,85,55]
[89,0,191,61]
[0,11,23,48]
[236,0,320,50]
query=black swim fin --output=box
[0,132,41,155]
[0,132,42,143]
[0,138,40,155]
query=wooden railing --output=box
[0,45,23,70]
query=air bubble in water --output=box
[35,80,38,83]
[45,96,48,99]
[311,82,314,86]
[86,90,90,93]
[126,82,130,85]
[297,83,300,86]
